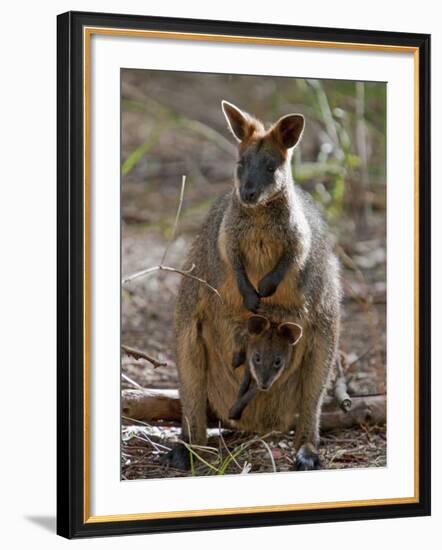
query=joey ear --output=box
[247,315,270,336]
[272,114,305,149]
[278,322,303,346]
[221,100,251,142]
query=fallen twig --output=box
[121,344,167,369]
[160,175,186,266]
[334,353,352,412]
[122,263,221,299]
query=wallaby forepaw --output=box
[232,350,246,369]
[161,444,191,470]
[243,291,260,313]
[257,276,277,298]
[294,444,321,471]
[228,405,242,421]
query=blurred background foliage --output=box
[121,69,386,240]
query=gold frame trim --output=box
[83,27,420,524]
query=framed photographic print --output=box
[57,11,431,538]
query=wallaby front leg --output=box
[232,255,260,313]
[294,335,336,471]
[258,248,294,298]
[162,322,208,470]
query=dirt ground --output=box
[121,183,387,480]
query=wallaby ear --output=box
[247,315,270,336]
[221,100,251,142]
[278,322,303,346]
[272,114,305,149]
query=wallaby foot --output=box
[294,443,321,471]
[161,443,191,471]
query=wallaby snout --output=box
[241,184,259,204]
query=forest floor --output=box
[121,184,387,480]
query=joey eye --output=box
[274,357,283,369]
[267,165,276,173]
[253,352,261,364]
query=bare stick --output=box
[122,263,221,299]
[160,175,186,266]
[334,354,352,412]
[121,344,167,369]
[257,437,277,473]
[121,372,143,389]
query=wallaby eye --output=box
[267,165,276,173]
[253,352,261,364]
[274,357,282,369]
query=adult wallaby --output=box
[166,101,341,472]
[229,314,303,421]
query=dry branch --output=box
[122,388,181,421]
[122,263,221,299]
[160,174,186,266]
[321,394,385,431]
[121,345,167,369]
[121,388,386,431]
[334,353,352,412]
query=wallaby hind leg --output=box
[294,332,336,471]
[162,320,208,471]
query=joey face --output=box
[221,100,304,207]
[246,315,303,391]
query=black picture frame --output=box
[57,10,431,539]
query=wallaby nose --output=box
[242,188,258,203]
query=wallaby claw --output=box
[244,291,260,313]
[294,444,321,471]
[258,276,277,298]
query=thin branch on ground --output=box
[121,344,167,369]
[160,175,186,266]
[258,438,277,473]
[334,354,352,413]
[122,263,221,299]
[121,372,143,389]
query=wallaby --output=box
[166,101,341,472]
[219,101,308,313]
[229,315,303,421]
